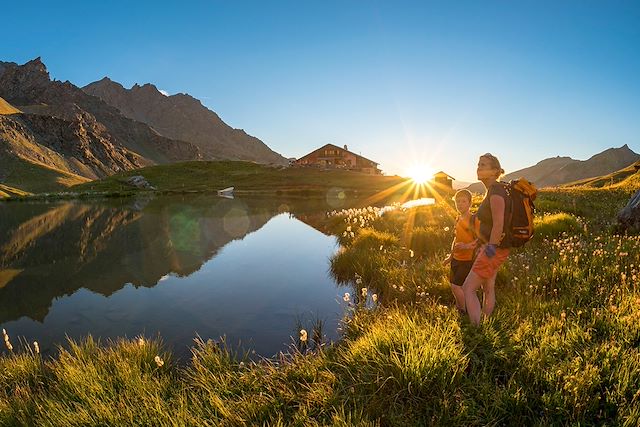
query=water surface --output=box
[0,195,345,358]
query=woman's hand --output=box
[484,243,497,258]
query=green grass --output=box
[563,162,640,191]
[1,187,639,425]
[0,154,88,195]
[70,161,406,194]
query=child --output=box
[443,189,477,313]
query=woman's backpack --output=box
[504,178,537,247]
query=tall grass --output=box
[1,188,639,425]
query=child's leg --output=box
[450,284,466,312]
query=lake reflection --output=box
[0,195,344,358]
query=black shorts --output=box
[449,258,473,287]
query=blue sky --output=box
[2,0,639,180]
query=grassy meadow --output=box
[1,185,639,425]
[65,161,415,200]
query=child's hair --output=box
[453,189,472,203]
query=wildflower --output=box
[379,245,383,251]
[399,286,405,292]
[343,292,351,302]
[372,294,378,302]
[343,231,347,237]
[2,329,13,352]
[346,226,351,232]
[33,341,40,354]
[409,249,414,258]
[154,355,165,368]
[138,337,145,347]
[361,287,368,298]
[350,232,355,238]
[444,226,450,232]
[299,329,308,342]
[239,361,245,368]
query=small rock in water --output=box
[617,189,640,232]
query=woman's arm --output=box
[489,194,505,246]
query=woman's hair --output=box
[453,189,472,202]
[480,153,505,178]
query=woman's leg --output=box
[450,284,466,312]
[463,271,484,326]
[482,272,498,318]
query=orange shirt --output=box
[453,212,476,261]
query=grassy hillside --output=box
[0,154,89,195]
[562,161,640,190]
[71,161,420,198]
[0,97,20,115]
[0,184,31,198]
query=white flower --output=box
[361,287,368,297]
[154,355,165,368]
[343,293,351,302]
[409,249,414,258]
[372,294,378,302]
[299,329,308,342]
[346,226,351,232]
[444,226,450,232]
[33,341,40,354]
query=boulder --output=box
[125,175,156,190]
[617,189,640,232]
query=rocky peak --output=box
[83,75,287,164]
[0,57,52,103]
[23,57,48,74]
[134,83,159,92]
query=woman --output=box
[463,153,510,326]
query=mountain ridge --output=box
[465,145,640,193]
[0,57,287,194]
[83,76,287,165]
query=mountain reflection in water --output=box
[0,195,343,358]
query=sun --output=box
[406,164,435,185]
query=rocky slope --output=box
[0,58,202,165]
[83,78,287,164]
[0,96,20,114]
[0,112,142,180]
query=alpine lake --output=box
[0,193,364,360]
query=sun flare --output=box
[406,164,435,185]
